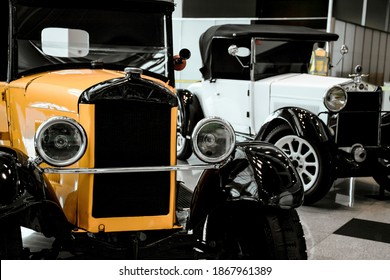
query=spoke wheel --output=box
[263,124,334,205]
[176,131,187,155]
[176,101,192,160]
[275,136,319,192]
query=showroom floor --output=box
[21,155,390,260]
[296,177,390,259]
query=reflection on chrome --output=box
[43,164,219,174]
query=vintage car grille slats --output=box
[92,100,172,218]
[336,91,381,147]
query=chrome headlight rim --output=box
[324,85,348,112]
[34,117,87,167]
[191,116,236,163]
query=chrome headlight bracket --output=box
[191,117,236,163]
[34,117,87,167]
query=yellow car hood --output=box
[20,69,125,113]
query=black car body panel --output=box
[0,146,73,238]
[258,107,332,144]
[189,142,303,230]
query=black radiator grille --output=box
[92,100,172,218]
[336,91,380,147]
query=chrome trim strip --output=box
[43,164,219,174]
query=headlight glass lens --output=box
[192,117,235,163]
[324,86,347,112]
[35,117,87,167]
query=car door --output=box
[213,79,251,135]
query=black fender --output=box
[187,142,303,230]
[255,107,333,145]
[0,146,73,239]
[176,89,204,138]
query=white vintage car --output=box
[177,24,390,205]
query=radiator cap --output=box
[124,67,143,79]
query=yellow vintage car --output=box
[0,0,306,259]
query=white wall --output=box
[173,0,182,18]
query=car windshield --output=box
[13,2,169,78]
[253,39,313,80]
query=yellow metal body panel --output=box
[0,81,10,146]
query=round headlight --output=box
[324,86,347,112]
[192,117,235,163]
[35,117,87,167]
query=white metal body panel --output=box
[188,80,251,134]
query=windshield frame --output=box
[250,37,316,81]
[8,0,175,86]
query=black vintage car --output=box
[178,23,390,205]
[0,1,306,259]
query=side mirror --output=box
[334,44,349,66]
[227,45,250,68]
[228,45,250,57]
[340,44,349,56]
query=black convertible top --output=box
[199,24,339,80]
[200,24,339,42]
